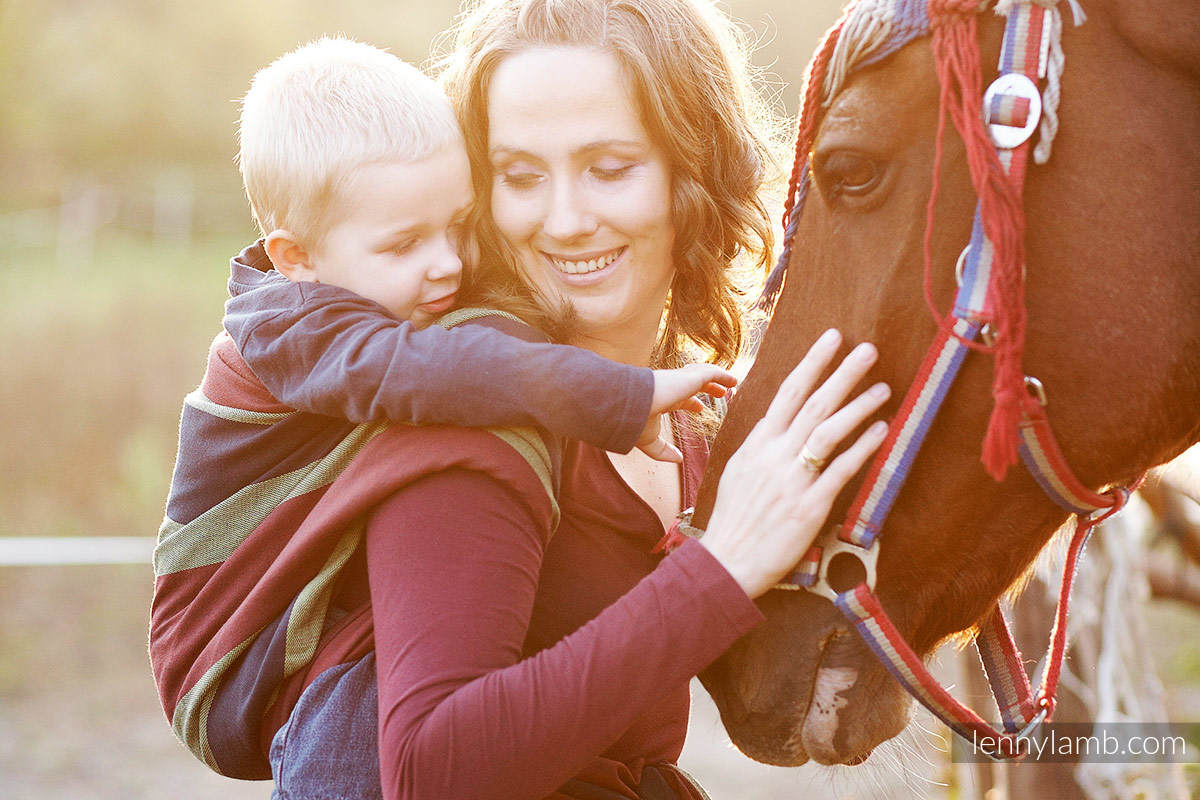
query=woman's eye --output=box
[817,151,882,198]
[590,164,635,181]
[499,171,543,189]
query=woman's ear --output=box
[264,230,319,283]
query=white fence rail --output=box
[0,536,155,565]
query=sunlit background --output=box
[2,1,1197,798]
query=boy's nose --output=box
[427,239,463,282]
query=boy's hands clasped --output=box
[639,364,739,462]
[701,329,891,598]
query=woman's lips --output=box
[540,246,627,286]
[416,291,457,314]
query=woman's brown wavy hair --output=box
[435,0,783,368]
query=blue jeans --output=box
[268,652,699,799]
[269,653,382,800]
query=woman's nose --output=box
[542,178,598,241]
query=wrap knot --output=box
[651,523,690,555]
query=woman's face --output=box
[486,46,676,353]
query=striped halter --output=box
[674,0,1134,760]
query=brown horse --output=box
[693,0,1200,767]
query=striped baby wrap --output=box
[150,309,560,778]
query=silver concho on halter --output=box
[983,73,1042,149]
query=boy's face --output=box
[309,146,472,328]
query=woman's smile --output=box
[541,246,627,282]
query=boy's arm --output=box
[224,278,653,453]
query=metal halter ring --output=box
[804,534,880,602]
[980,323,999,346]
[956,244,1027,288]
[799,444,827,473]
[1024,376,1048,407]
[954,244,972,287]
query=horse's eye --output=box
[819,151,881,196]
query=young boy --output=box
[150,37,732,779]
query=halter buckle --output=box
[805,531,879,602]
[983,73,1042,149]
[1015,702,1050,740]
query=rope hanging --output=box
[758,15,847,311]
[926,1,1029,479]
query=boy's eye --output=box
[390,239,418,256]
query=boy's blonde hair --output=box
[239,36,462,246]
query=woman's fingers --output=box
[796,381,890,466]
[784,341,878,450]
[702,335,893,599]
[761,328,842,433]
[810,419,890,501]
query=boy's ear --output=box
[264,230,319,283]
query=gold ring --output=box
[799,444,827,473]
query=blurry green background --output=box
[2,1,1197,798]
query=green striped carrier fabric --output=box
[149,309,559,778]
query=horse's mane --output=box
[761,0,932,310]
[822,0,933,107]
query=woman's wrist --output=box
[697,518,771,599]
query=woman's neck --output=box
[570,331,653,367]
[568,305,665,368]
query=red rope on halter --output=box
[780,16,846,230]
[925,0,1029,480]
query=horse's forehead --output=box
[822,0,933,108]
[821,43,937,137]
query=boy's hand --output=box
[638,365,738,462]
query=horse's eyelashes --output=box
[819,151,882,198]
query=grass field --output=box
[0,232,1195,798]
[0,232,274,797]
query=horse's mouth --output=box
[799,663,863,763]
[794,627,875,765]
[706,617,911,767]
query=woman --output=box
[270,1,890,798]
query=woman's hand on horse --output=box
[639,364,738,462]
[701,329,890,598]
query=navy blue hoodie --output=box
[222,240,653,452]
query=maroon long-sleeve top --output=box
[363,429,764,800]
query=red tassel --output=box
[981,385,1022,480]
[928,4,1029,480]
[780,16,846,230]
